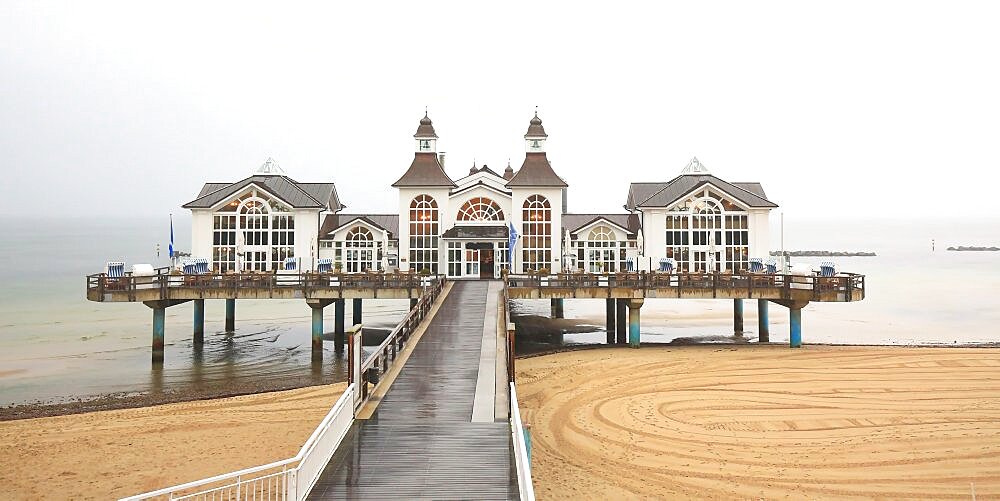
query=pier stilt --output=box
[757,299,769,343]
[628,299,644,348]
[152,307,165,363]
[308,299,335,361]
[733,299,744,336]
[334,299,346,353]
[605,299,615,344]
[193,299,205,345]
[225,298,235,333]
[789,307,802,348]
[353,298,362,326]
[616,299,627,344]
[551,298,564,319]
[410,298,418,309]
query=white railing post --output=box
[510,382,536,501]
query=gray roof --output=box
[563,213,640,238]
[505,153,567,187]
[392,153,456,188]
[320,214,400,239]
[184,175,342,210]
[626,175,777,210]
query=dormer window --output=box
[420,140,430,151]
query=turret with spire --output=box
[392,110,455,188]
[506,108,567,188]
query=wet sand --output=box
[0,383,345,500]
[515,345,1000,499]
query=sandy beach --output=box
[515,345,1000,499]
[0,383,345,500]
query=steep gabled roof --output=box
[626,175,777,210]
[184,175,340,210]
[563,213,641,239]
[392,153,456,188]
[320,214,400,239]
[505,153,567,188]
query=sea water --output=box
[0,216,997,407]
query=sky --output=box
[2,1,999,220]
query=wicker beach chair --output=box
[105,261,126,290]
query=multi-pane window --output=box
[240,200,269,246]
[521,195,551,272]
[270,215,295,270]
[664,189,750,273]
[457,197,504,222]
[585,225,618,273]
[213,215,237,272]
[447,242,462,277]
[346,226,374,273]
[409,195,439,274]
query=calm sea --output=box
[0,215,998,407]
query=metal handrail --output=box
[510,382,535,501]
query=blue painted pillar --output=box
[311,305,324,360]
[152,307,165,363]
[628,299,644,348]
[757,299,770,343]
[225,299,235,333]
[193,299,205,345]
[551,298,564,319]
[790,307,802,348]
[733,299,744,335]
[352,298,362,326]
[605,299,615,345]
[524,424,532,463]
[334,299,345,353]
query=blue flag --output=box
[508,221,519,270]
[169,214,174,259]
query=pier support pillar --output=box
[551,298,564,319]
[352,298,362,326]
[152,307,165,363]
[225,298,235,333]
[193,299,205,345]
[308,299,335,361]
[628,299,644,348]
[757,299,770,343]
[733,299,744,336]
[615,299,627,344]
[334,299,345,353]
[605,299,615,344]
[789,307,802,348]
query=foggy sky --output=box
[2,1,998,220]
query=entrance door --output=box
[465,249,479,277]
[479,249,495,279]
[243,248,269,271]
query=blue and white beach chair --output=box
[194,258,210,274]
[317,258,333,273]
[765,259,778,275]
[283,257,297,271]
[182,260,197,274]
[749,258,765,273]
[658,258,675,273]
[820,261,837,277]
[107,261,125,278]
[626,258,635,272]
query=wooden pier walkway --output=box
[308,281,518,500]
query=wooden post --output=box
[334,299,345,353]
[192,299,205,345]
[605,298,615,344]
[225,298,235,332]
[733,298,744,336]
[757,299,769,343]
[353,298,362,325]
[615,299,627,344]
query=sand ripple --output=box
[516,346,1000,499]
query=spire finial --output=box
[534,105,538,117]
[424,105,428,117]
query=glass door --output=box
[465,249,480,276]
[243,248,269,271]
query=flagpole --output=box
[169,213,175,269]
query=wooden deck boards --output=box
[309,281,518,500]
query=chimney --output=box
[438,152,446,168]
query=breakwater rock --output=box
[769,250,876,257]
[947,246,1000,251]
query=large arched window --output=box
[457,197,504,222]
[521,195,551,272]
[665,189,749,273]
[212,189,295,272]
[346,226,374,273]
[584,225,620,273]
[409,195,439,274]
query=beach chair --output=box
[182,260,197,275]
[105,261,125,290]
[283,257,296,271]
[626,258,635,272]
[317,258,333,273]
[658,258,675,273]
[820,261,836,277]
[749,258,765,273]
[194,258,210,274]
[765,259,778,275]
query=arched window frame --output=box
[457,197,505,223]
[665,189,750,273]
[345,226,375,273]
[409,195,439,274]
[521,194,552,272]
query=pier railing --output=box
[87,269,445,302]
[356,278,445,404]
[505,271,865,302]
[120,383,358,501]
